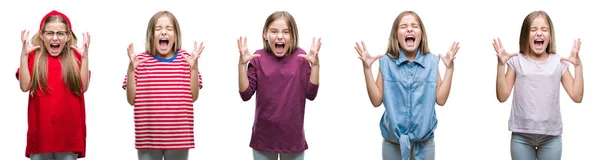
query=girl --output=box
[354,11,459,160]
[16,10,91,160]
[121,11,204,160]
[494,10,584,160]
[237,11,321,160]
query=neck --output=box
[527,51,549,61]
[401,49,417,61]
[156,51,175,59]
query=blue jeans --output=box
[382,138,435,160]
[511,132,562,160]
[138,150,189,160]
[30,152,77,160]
[252,149,304,160]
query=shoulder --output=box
[178,49,190,56]
[254,49,267,55]
[136,52,152,59]
[294,48,307,55]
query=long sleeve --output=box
[239,59,258,101]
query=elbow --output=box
[127,99,134,106]
[371,99,383,108]
[306,93,317,101]
[573,97,583,103]
[20,87,29,92]
[496,95,508,103]
[240,95,252,102]
[436,101,446,106]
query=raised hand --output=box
[21,30,40,56]
[183,41,205,69]
[127,43,148,69]
[492,38,518,64]
[237,36,260,65]
[561,38,582,66]
[298,37,322,66]
[355,41,382,69]
[71,32,91,58]
[440,41,460,69]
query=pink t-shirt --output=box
[507,53,569,136]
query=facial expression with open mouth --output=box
[397,15,422,54]
[264,18,291,57]
[154,15,176,57]
[528,16,550,55]
[41,21,70,57]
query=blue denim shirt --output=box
[379,50,439,160]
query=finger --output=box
[140,58,150,64]
[311,37,316,49]
[354,46,362,56]
[361,40,368,52]
[577,38,581,52]
[317,37,322,52]
[355,42,363,53]
[198,42,205,55]
[297,54,307,58]
[243,36,248,48]
[21,30,26,41]
[497,38,504,49]
[375,54,383,59]
[70,45,78,51]
[237,36,242,50]
[31,45,41,51]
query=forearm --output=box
[19,55,31,92]
[364,67,382,107]
[436,68,453,106]
[80,57,89,93]
[126,64,136,106]
[496,64,509,102]
[190,68,200,102]
[309,65,319,85]
[238,64,250,92]
[572,64,584,102]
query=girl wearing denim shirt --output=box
[494,10,584,160]
[355,11,459,160]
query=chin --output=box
[273,52,285,57]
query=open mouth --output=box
[534,39,544,49]
[274,42,285,53]
[159,39,169,50]
[405,36,415,46]
[50,43,60,52]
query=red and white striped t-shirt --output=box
[122,49,202,150]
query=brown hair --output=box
[262,11,299,55]
[519,10,556,54]
[145,11,182,56]
[31,15,82,95]
[386,11,430,58]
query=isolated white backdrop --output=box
[1,0,598,159]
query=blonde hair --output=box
[386,11,430,58]
[145,11,182,56]
[31,15,82,95]
[262,11,299,56]
[519,10,556,54]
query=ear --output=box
[263,31,267,41]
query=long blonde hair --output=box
[145,11,182,56]
[386,11,430,58]
[519,10,556,54]
[30,15,82,95]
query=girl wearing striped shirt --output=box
[122,11,204,160]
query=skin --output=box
[356,15,459,107]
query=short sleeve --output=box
[506,54,519,71]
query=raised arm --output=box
[436,42,460,106]
[183,41,205,102]
[125,43,148,106]
[71,32,91,93]
[298,37,322,100]
[237,36,261,101]
[19,30,40,92]
[493,38,518,102]
[560,39,584,103]
[355,41,384,107]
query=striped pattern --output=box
[122,50,202,150]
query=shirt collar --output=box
[393,49,426,67]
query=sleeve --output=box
[16,51,35,80]
[558,55,570,76]
[304,50,319,100]
[506,54,518,71]
[198,71,203,89]
[239,57,258,101]
[121,75,128,90]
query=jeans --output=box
[252,149,305,160]
[511,132,562,160]
[30,152,77,160]
[382,138,435,160]
[138,150,189,160]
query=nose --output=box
[276,33,284,40]
[160,29,167,35]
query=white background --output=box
[2,0,598,159]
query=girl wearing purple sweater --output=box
[237,11,321,160]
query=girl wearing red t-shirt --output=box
[16,10,91,160]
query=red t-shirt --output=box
[121,50,202,150]
[16,50,88,158]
